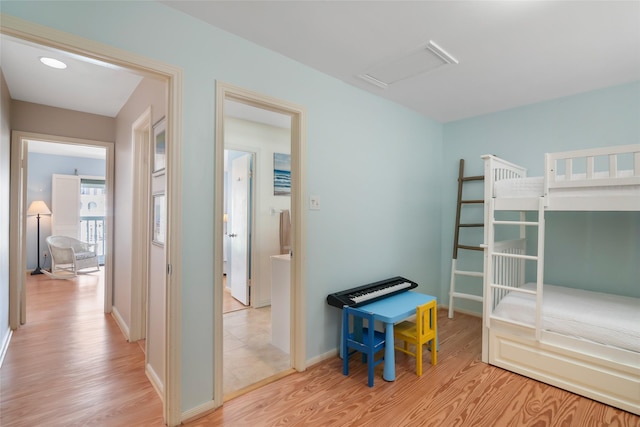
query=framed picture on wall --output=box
[153,117,166,173]
[273,152,291,196]
[152,192,166,246]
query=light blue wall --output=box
[1,2,443,412]
[6,1,638,415]
[26,152,105,270]
[442,81,640,308]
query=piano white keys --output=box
[326,276,418,308]
[351,281,412,304]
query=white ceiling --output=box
[0,35,143,118]
[160,1,640,122]
[0,33,290,129]
[1,1,638,127]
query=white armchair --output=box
[46,236,100,278]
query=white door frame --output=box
[214,81,307,407]
[130,107,152,343]
[10,131,115,315]
[1,16,183,426]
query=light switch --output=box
[310,195,321,210]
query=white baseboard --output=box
[181,399,218,424]
[146,362,164,400]
[110,306,130,341]
[0,327,12,368]
[305,348,339,368]
[252,298,271,308]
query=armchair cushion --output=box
[46,235,99,277]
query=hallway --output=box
[0,271,164,426]
[1,271,293,425]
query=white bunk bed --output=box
[481,144,640,415]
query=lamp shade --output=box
[27,200,51,216]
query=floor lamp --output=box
[27,200,52,275]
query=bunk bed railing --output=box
[545,144,640,192]
[485,238,526,315]
[481,155,527,187]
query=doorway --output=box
[2,18,182,424]
[214,82,307,406]
[11,133,114,319]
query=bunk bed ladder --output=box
[486,197,546,341]
[448,159,485,319]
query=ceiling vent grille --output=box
[357,40,458,89]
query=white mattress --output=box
[492,283,640,353]
[493,170,639,198]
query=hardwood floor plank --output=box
[3,276,638,427]
[0,272,164,427]
[187,309,640,427]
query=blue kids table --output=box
[358,291,437,381]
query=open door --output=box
[228,152,252,305]
[51,174,81,238]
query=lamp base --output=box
[31,267,45,275]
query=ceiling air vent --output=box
[357,40,458,89]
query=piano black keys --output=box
[326,276,418,308]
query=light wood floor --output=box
[0,271,164,426]
[2,274,638,426]
[186,310,640,427]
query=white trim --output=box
[214,82,307,410]
[1,14,184,426]
[305,349,338,368]
[9,131,26,329]
[214,87,225,407]
[165,61,183,427]
[0,328,12,367]
[146,361,164,399]
[129,107,152,343]
[110,306,130,341]
[181,400,219,424]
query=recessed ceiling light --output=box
[39,57,67,69]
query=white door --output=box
[229,153,251,305]
[51,174,80,238]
